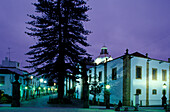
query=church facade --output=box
[88,46,170,106]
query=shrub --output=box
[0,94,12,104]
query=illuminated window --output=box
[162,70,167,81]
[152,89,157,95]
[0,76,5,86]
[152,68,157,80]
[99,71,102,81]
[136,66,142,79]
[136,89,141,95]
[112,68,117,80]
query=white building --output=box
[0,57,55,100]
[0,57,27,97]
[88,47,170,106]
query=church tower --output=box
[94,46,113,64]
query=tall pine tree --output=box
[25,0,91,99]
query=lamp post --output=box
[105,84,110,109]
[30,76,35,98]
[162,83,167,108]
[25,86,28,100]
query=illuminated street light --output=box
[38,87,41,90]
[40,78,43,83]
[163,83,167,89]
[106,85,110,89]
[54,83,56,86]
[162,83,167,107]
[44,80,47,83]
[25,86,28,90]
[30,76,33,79]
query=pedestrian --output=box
[118,100,122,107]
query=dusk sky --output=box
[1,0,170,71]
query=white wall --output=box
[0,74,13,96]
[107,58,123,104]
[131,57,147,106]
[149,59,169,105]
[131,56,169,106]
[88,58,123,104]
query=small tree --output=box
[89,81,103,104]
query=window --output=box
[99,71,102,81]
[152,68,157,80]
[136,66,142,79]
[112,68,117,80]
[0,76,5,86]
[136,89,141,95]
[162,70,167,81]
[152,89,157,95]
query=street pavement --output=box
[0,94,166,112]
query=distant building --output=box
[88,47,170,106]
[0,57,60,101]
[2,57,20,68]
[0,57,27,97]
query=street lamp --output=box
[105,84,111,109]
[106,85,110,89]
[163,83,167,89]
[162,83,167,107]
[44,80,47,83]
[40,78,43,83]
[25,86,28,90]
[38,87,41,90]
[25,86,28,100]
[30,76,33,79]
[54,83,56,86]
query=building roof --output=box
[0,67,28,76]
[130,52,148,58]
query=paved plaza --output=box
[0,94,166,112]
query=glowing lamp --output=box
[40,78,43,83]
[106,85,110,89]
[25,86,28,90]
[163,83,167,89]
[30,76,33,79]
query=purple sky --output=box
[1,0,170,71]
